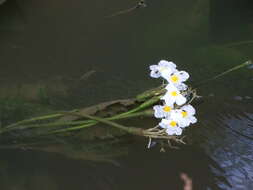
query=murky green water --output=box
[0,0,253,189]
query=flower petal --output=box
[179,119,191,128]
[165,128,174,135]
[160,69,173,81]
[158,60,177,70]
[165,83,178,91]
[166,127,182,135]
[175,83,188,91]
[153,105,164,118]
[149,65,158,70]
[175,95,187,105]
[182,105,196,115]
[150,70,160,78]
[161,93,175,106]
[178,71,189,82]
[174,127,183,135]
[159,119,169,129]
[189,116,197,124]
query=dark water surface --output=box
[0,0,253,189]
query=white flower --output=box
[162,70,189,90]
[161,84,187,106]
[149,60,177,79]
[171,105,197,128]
[153,104,173,119]
[159,119,183,135]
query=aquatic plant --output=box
[0,60,251,150]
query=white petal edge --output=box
[182,105,196,115]
[178,71,190,81]
[175,95,187,105]
[158,60,177,69]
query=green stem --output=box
[193,60,252,88]
[0,104,153,135]
[55,112,144,135]
[47,110,153,134]
[2,88,161,135]
[0,110,78,134]
[113,95,161,118]
[1,82,162,136]
[3,113,63,129]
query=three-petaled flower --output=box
[163,71,190,91]
[153,104,173,118]
[150,60,177,79]
[171,105,197,128]
[159,119,183,135]
[161,84,187,106]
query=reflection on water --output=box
[197,98,253,189]
[0,0,253,189]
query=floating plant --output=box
[0,60,251,150]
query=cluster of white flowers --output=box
[150,60,197,136]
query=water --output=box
[0,0,253,189]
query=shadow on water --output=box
[0,0,253,189]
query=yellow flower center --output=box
[171,91,178,97]
[170,121,177,127]
[170,75,179,83]
[181,111,188,118]
[163,106,171,112]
